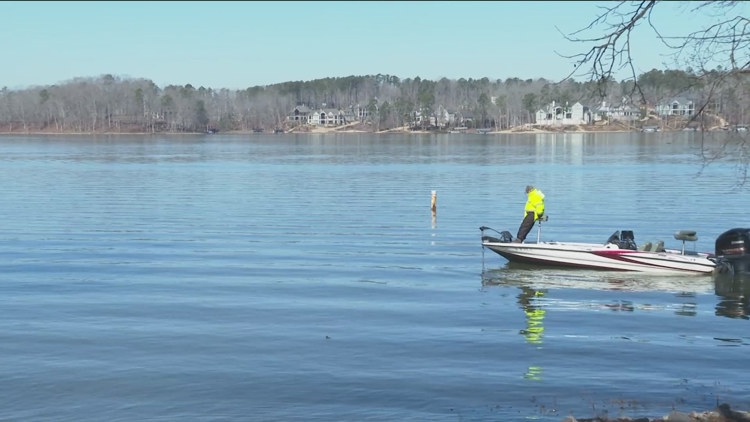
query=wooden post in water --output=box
[431,190,437,230]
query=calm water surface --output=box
[1,132,748,421]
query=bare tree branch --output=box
[561,1,750,188]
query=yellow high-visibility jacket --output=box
[524,189,545,220]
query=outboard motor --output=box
[714,228,750,274]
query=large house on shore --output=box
[534,101,591,126]
[592,99,640,122]
[655,98,695,116]
[289,105,312,124]
[307,108,350,126]
[287,104,366,127]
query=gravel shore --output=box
[563,403,750,421]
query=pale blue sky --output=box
[0,1,738,90]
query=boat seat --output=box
[674,230,698,254]
[674,230,697,242]
[653,240,665,253]
[638,241,652,251]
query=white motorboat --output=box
[480,225,717,275]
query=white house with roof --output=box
[655,98,695,116]
[288,105,311,123]
[308,108,348,126]
[593,99,640,122]
[534,101,590,126]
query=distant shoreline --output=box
[0,124,716,136]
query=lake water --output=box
[1,132,748,421]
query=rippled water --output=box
[0,132,748,421]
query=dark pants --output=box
[516,212,536,241]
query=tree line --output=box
[0,69,747,134]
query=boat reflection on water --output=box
[481,262,715,294]
[481,263,718,383]
[483,262,750,319]
[714,272,750,319]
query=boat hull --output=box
[483,241,715,274]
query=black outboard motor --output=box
[714,228,750,274]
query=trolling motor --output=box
[480,226,512,243]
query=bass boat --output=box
[480,224,716,275]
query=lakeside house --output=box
[534,101,591,126]
[655,98,695,116]
[593,99,640,122]
[307,108,349,126]
[289,105,311,124]
[288,104,366,127]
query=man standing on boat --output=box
[514,185,545,243]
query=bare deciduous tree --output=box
[561,1,749,186]
[562,1,748,96]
